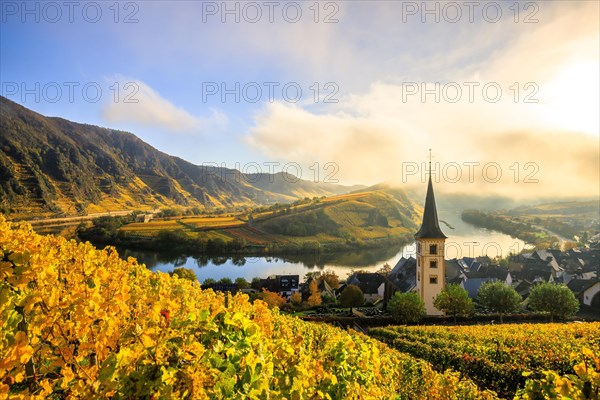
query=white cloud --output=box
[245,2,600,198]
[102,78,228,133]
[246,84,599,198]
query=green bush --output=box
[528,282,579,321]
[388,292,426,324]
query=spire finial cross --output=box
[428,149,432,177]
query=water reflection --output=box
[117,210,530,282]
[118,245,401,271]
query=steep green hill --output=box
[256,190,419,242]
[0,97,357,219]
[110,188,420,253]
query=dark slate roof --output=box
[567,279,599,296]
[471,262,482,271]
[347,273,387,294]
[448,276,463,285]
[512,266,553,283]
[261,275,299,293]
[510,255,560,276]
[563,259,585,272]
[463,257,476,267]
[203,283,239,294]
[388,257,417,292]
[462,278,497,299]
[465,266,510,281]
[389,257,463,291]
[513,280,532,297]
[335,283,348,296]
[445,258,463,282]
[414,177,446,239]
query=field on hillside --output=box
[253,190,418,243]
[369,323,600,398]
[117,215,273,245]
[115,190,419,250]
[503,200,599,244]
[120,217,245,236]
[510,200,600,216]
[182,216,244,229]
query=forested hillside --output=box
[0,97,355,219]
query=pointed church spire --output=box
[415,151,446,239]
[428,148,432,178]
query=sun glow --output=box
[538,61,600,136]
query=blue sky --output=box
[1,1,599,198]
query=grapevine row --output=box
[369,324,600,398]
[0,217,496,399]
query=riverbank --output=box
[81,227,415,258]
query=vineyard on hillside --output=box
[0,217,495,399]
[369,324,600,398]
[1,217,598,399]
[108,189,418,252]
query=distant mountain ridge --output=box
[0,96,360,218]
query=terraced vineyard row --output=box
[369,324,600,398]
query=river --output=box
[119,210,529,283]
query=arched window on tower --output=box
[430,244,437,255]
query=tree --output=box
[306,279,322,307]
[290,291,302,306]
[388,292,426,324]
[377,263,392,275]
[259,289,286,309]
[158,208,181,218]
[230,238,247,251]
[338,285,364,310]
[202,278,216,286]
[304,270,340,290]
[322,294,336,305]
[528,282,580,321]
[170,267,197,282]
[434,284,474,322]
[562,241,578,251]
[217,277,233,285]
[235,277,250,289]
[477,281,522,322]
[320,270,340,289]
[251,277,262,290]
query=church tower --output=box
[415,156,446,315]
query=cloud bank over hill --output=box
[245,2,599,198]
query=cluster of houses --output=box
[201,177,598,314]
[389,246,599,309]
[204,245,598,313]
[202,274,300,297]
[301,272,396,305]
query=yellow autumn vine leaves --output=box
[1,217,498,399]
[3,217,595,399]
[370,318,600,398]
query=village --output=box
[200,246,599,318]
[200,176,600,321]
